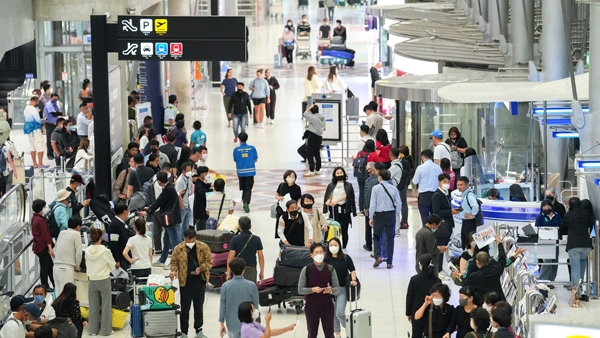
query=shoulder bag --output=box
[344,255,361,302]
[159,208,176,227]
[235,235,254,258]
[206,194,226,230]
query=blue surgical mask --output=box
[68,126,76,132]
[34,295,45,304]
[431,228,436,233]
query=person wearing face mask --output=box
[319,18,331,39]
[444,286,479,338]
[324,237,357,338]
[281,26,297,68]
[297,15,311,36]
[465,307,491,338]
[285,20,295,33]
[65,174,90,216]
[323,66,347,94]
[123,218,153,279]
[31,200,55,292]
[490,304,514,338]
[333,20,346,44]
[298,242,340,338]
[544,188,566,217]
[52,189,73,235]
[31,285,55,324]
[227,217,265,283]
[463,235,507,300]
[176,162,195,229]
[126,153,156,199]
[169,228,213,338]
[301,194,328,245]
[414,283,455,338]
[51,283,87,338]
[238,302,296,338]
[193,166,213,231]
[325,167,357,249]
[234,132,259,213]
[58,118,80,163]
[413,149,443,226]
[159,132,179,169]
[534,199,562,286]
[43,93,63,160]
[278,200,314,247]
[148,139,170,167]
[0,295,37,338]
[276,170,302,202]
[369,169,401,269]
[406,254,442,338]
[228,83,253,143]
[265,69,280,123]
[432,174,455,271]
[459,232,477,276]
[107,203,135,270]
[415,214,447,274]
[486,188,502,200]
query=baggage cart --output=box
[296,33,311,59]
[316,39,331,61]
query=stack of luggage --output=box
[196,229,234,287]
[131,282,180,337]
[319,46,356,67]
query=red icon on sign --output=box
[170,43,183,56]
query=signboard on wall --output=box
[312,93,343,142]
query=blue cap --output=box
[430,129,443,139]
[23,303,41,322]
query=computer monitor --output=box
[529,314,600,338]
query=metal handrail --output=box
[517,270,533,301]
[524,290,545,331]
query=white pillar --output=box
[168,0,191,125]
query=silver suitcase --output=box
[143,309,179,337]
[345,288,372,338]
[274,53,282,68]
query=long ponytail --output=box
[419,253,436,280]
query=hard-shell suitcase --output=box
[279,245,312,268]
[323,220,342,243]
[111,291,130,310]
[274,53,282,68]
[142,309,179,337]
[273,263,302,287]
[196,229,233,253]
[130,304,143,337]
[259,286,292,307]
[257,277,276,291]
[138,285,177,311]
[210,266,227,287]
[346,97,360,120]
[212,251,229,268]
[345,287,372,338]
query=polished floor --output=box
[9,1,599,337]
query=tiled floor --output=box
[9,0,600,337]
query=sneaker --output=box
[243,203,250,213]
[315,171,321,175]
[153,250,162,255]
[152,261,165,267]
[194,331,208,338]
[234,137,238,143]
[266,118,271,124]
[261,123,265,129]
[303,172,315,177]
[163,264,171,270]
[580,294,590,302]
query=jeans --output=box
[400,187,408,224]
[357,178,366,212]
[568,247,591,296]
[180,275,206,335]
[379,233,388,259]
[333,288,347,332]
[417,192,434,226]
[373,211,396,264]
[538,246,559,282]
[180,208,191,231]
[232,114,248,138]
[159,224,182,263]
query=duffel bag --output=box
[259,286,292,307]
[196,229,234,253]
[279,245,312,268]
[273,263,302,287]
[211,251,229,268]
[210,267,227,287]
[257,277,276,291]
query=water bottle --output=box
[591,282,596,298]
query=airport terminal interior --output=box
[2,0,600,337]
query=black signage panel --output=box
[117,40,246,61]
[117,16,246,40]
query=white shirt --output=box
[358,135,375,152]
[1,145,11,176]
[331,182,346,205]
[139,135,149,151]
[153,181,163,210]
[175,174,192,209]
[76,112,93,135]
[434,143,452,163]
[365,113,383,138]
[303,75,321,101]
[323,75,347,93]
[41,303,56,321]
[125,234,153,270]
[73,149,93,172]
[23,105,42,124]
[0,313,25,338]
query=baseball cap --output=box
[10,295,34,311]
[24,303,41,322]
[70,174,84,184]
[429,129,443,139]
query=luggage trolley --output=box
[316,38,331,61]
[296,32,311,59]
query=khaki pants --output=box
[244,266,257,283]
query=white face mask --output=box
[201,153,208,161]
[313,254,325,263]
[186,242,195,249]
[467,249,473,256]
[432,298,443,306]
[441,183,450,191]
[470,319,477,331]
[168,173,172,179]
[185,171,193,178]
[284,28,289,32]
[252,309,260,320]
[483,303,492,313]
[329,246,339,254]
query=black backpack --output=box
[466,191,484,226]
[352,151,370,179]
[393,158,411,191]
[46,203,62,239]
[47,317,78,338]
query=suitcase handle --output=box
[348,284,360,311]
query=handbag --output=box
[159,209,175,227]
[344,256,361,301]
[347,88,355,98]
[206,194,226,230]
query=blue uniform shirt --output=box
[190,130,207,148]
[412,159,442,193]
[233,143,258,177]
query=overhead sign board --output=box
[117,40,245,61]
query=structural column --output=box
[168,0,191,123]
[510,0,534,66]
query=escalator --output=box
[0,78,25,107]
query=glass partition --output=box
[0,185,26,238]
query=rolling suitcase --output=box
[345,286,372,338]
[346,97,359,120]
[138,285,177,311]
[111,291,131,310]
[273,263,302,287]
[142,309,179,337]
[323,220,342,243]
[212,251,229,268]
[196,229,233,252]
[131,304,143,337]
[210,266,227,287]
[274,53,282,68]
[257,277,276,291]
[279,245,312,268]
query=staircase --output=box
[0,78,25,107]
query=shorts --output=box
[28,129,45,152]
[252,98,266,105]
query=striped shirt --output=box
[206,192,234,223]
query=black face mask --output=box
[545,195,554,202]
[289,210,299,217]
[302,202,313,209]
[237,89,243,93]
[543,209,552,215]
[335,175,345,181]
[151,148,158,154]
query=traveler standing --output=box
[301,194,328,245]
[23,96,45,169]
[534,200,561,285]
[190,121,207,149]
[357,125,374,152]
[43,93,62,160]
[31,199,55,291]
[432,174,455,270]
[123,218,153,279]
[164,95,179,130]
[406,254,441,338]
[219,258,260,338]
[544,188,566,217]
[298,243,340,338]
[49,117,65,167]
[249,69,270,128]
[193,166,212,230]
[414,283,455,338]
[278,200,314,247]
[220,69,238,127]
[324,237,357,338]
[78,79,92,102]
[126,153,155,198]
[175,162,194,229]
[445,127,468,183]
[398,146,413,229]
[107,203,135,270]
[53,217,83,297]
[324,167,357,249]
[303,66,320,113]
[73,138,93,173]
[363,162,382,252]
[440,158,455,191]
[233,132,258,213]
[444,286,479,338]
[355,140,379,213]
[114,156,134,202]
[281,27,297,68]
[228,83,253,143]
[302,104,325,177]
[412,149,442,226]
[369,169,401,269]
[76,103,93,139]
[52,189,72,234]
[375,129,391,168]
[456,176,479,250]
[430,129,451,165]
[85,228,115,337]
[364,104,382,138]
[66,174,90,216]
[323,66,347,94]
[170,228,213,338]
[227,217,265,283]
[324,1,335,21]
[265,69,280,122]
[370,62,382,99]
[415,214,447,273]
[463,235,507,300]
[206,178,235,226]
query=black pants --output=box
[400,187,408,225]
[327,6,334,20]
[180,275,206,335]
[357,178,366,212]
[45,123,56,158]
[373,211,396,265]
[435,236,450,272]
[74,319,84,338]
[298,142,307,160]
[37,248,54,289]
[194,218,208,231]
[150,214,162,251]
[364,215,372,250]
[411,318,425,338]
[461,219,477,250]
[238,176,255,205]
[284,47,294,64]
[306,136,322,172]
[330,205,351,249]
[131,268,151,279]
[266,94,277,120]
[417,192,434,226]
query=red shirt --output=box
[31,213,54,254]
[376,142,391,163]
[355,151,379,163]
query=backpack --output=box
[393,158,411,191]
[466,191,484,226]
[448,139,464,169]
[127,169,152,212]
[46,203,62,238]
[46,317,78,338]
[352,151,370,179]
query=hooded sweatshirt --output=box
[85,244,116,281]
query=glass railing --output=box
[30,169,93,206]
[0,185,27,238]
[7,79,36,127]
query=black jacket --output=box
[59,130,80,158]
[267,77,280,99]
[560,210,593,251]
[107,217,135,268]
[370,67,381,88]
[66,187,84,216]
[148,183,182,224]
[463,243,507,300]
[552,201,566,218]
[193,180,213,222]
[323,181,357,216]
[159,143,178,167]
[228,91,253,115]
[405,272,441,317]
[432,188,454,238]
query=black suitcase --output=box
[273,263,302,287]
[259,286,292,307]
[196,230,234,253]
[111,291,130,310]
[280,245,312,268]
[209,267,227,287]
